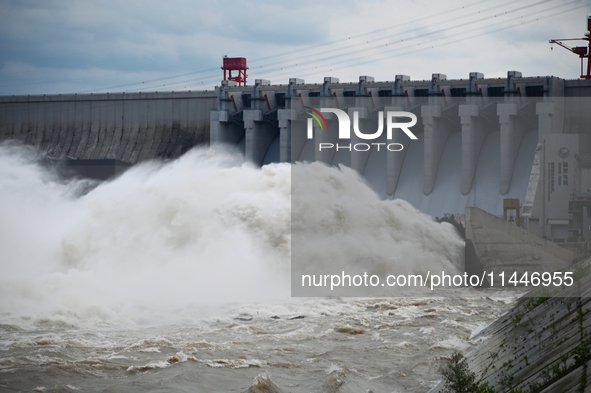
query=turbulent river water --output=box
[0,145,522,392]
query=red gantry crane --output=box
[221,56,248,86]
[549,16,591,79]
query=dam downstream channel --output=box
[0,144,527,392]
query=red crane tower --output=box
[549,16,591,79]
[221,56,248,86]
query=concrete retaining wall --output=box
[430,259,591,393]
[466,259,591,393]
[465,207,575,280]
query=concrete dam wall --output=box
[0,73,590,240]
[295,117,539,218]
[0,91,216,164]
[210,74,591,236]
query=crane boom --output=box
[549,16,591,79]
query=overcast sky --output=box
[0,0,590,95]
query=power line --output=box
[0,0,522,92]
[1,0,587,94]
[112,0,552,92]
[135,0,578,91]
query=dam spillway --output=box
[1,72,590,241]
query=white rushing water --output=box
[0,144,293,327]
[0,144,521,392]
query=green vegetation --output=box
[512,312,523,327]
[436,214,466,238]
[524,296,550,312]
[439,352,494,393]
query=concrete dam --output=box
[1,72,590,241]
[0,91,215,163]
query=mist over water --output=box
[0,144,462,327]
[0,145,291,326]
